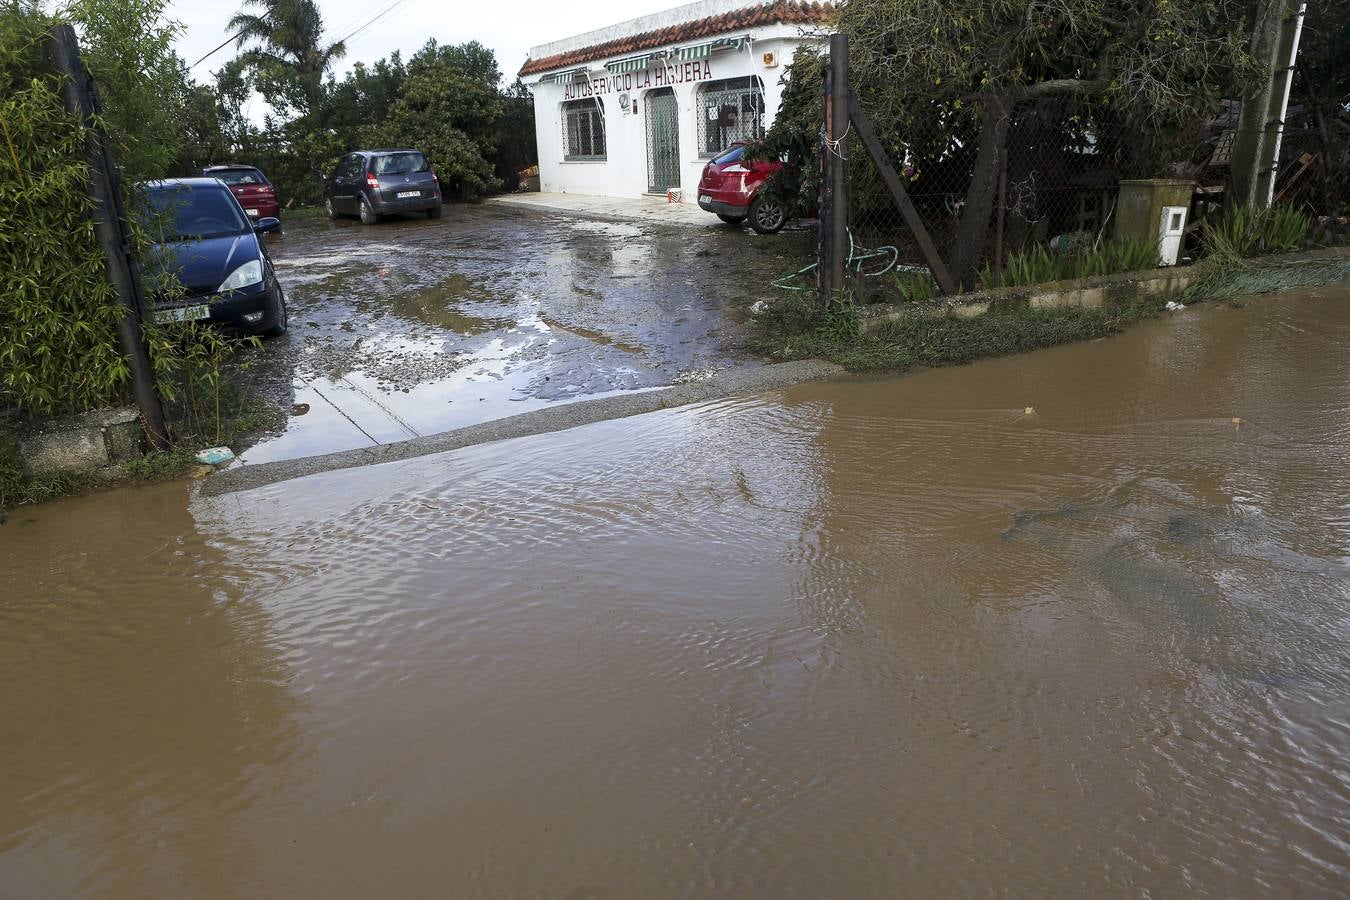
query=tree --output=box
[63,0,193,182]
[376,40,503,199]
[494,79,537,189]
[322,53,406,137]
[1228,0,1298,208]
[822,0,1257,288]
[1293,2,1350,215]
[227,0,344,116]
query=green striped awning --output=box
[541,67,589,83]
[603,36,748,72]
[677,37,747,60]
[605,54,656,74]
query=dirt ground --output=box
[239,203,812,463]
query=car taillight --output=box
[366,173,379,190]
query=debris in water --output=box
[1024,406,1037,416]
[1165,301,1186,312]
[1231,417,1245,427]
[195,447,235,466]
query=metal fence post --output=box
[818,54,833,304]
[47,24,168,449]
[827,33,849,303]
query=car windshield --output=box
[373,152,430,176]
[212,168,267,186]
[713,145,746,165]
[143,186,251,241]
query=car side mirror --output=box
[254,217,280,234]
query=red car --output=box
[202,165,280,221]
[696,142,791,234]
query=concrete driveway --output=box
[240,202,810,463]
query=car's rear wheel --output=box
[717,213,747,225]
[324,197,338,220]
[427,203,443,219]
[359,197,379,225]
[748,194,788,234]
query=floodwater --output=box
[242,207,802,464]
[4,283,1350,896]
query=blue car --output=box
[140,177,288,337]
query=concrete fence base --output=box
[859,246,1350,333]
[17,407,146,476]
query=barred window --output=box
[562,98,606,160]
[696,77,765,157]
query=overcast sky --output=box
[170,0,679,90]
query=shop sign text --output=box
[562,61,713,100]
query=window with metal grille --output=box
[562,98,606,160]
[696,77,764,158]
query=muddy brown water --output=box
[4,284,1350,896]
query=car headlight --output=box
[218,260,263,292]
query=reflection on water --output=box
[0,483,303,897]
[3,284,1350,895]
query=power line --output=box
[189,0,417,73]
[191,32,242,69]
[334,0,414,47]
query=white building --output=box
[519,0,831,201]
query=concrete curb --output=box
[201,359,846,496]
[860,245,1350,333]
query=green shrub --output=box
[1200,204,1313,259]
[981,237,1161,289]
[0,6,130,415]
[893,270,938,302]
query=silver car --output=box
[324,149,443,224]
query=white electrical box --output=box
[1157,205,1187,266]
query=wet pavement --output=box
[243,205,809,463]
[4,283,1350,896]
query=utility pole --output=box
[47,24,168,448]
[826,33,850,303]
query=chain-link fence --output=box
[843,95,1161,297]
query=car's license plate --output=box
[245,208,259,216]
[155,304,210,324]
[699,195,712,204]
[396,191,420,199]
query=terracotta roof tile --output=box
[519,0,833,77]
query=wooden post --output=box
[847,96,959,296]
[47,24,168,448]
[994,149,1008,287]
[827,33,849,303]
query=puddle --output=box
[238,207,811,464]
[539,315,646,354]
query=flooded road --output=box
[244,206,804,464]
[4,283,1350,896]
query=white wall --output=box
[528,27,816,201]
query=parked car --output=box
[697,142,791,234]
[202,164,280,221]
[140,178,288,337]
[324,149,443,224]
